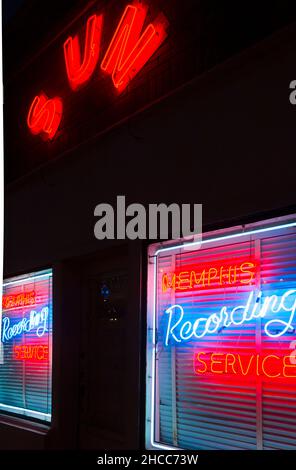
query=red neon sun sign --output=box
[27,2,169,140]
[162,260,257,293]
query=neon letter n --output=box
[101,2,169,92]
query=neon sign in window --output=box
[146,216,296,450]
[164,288,296,345]
[162,260,257,293]
[13,344,49,362]
[0,269,53,422]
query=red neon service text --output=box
[194,351,296,379]
[13,344,49,361]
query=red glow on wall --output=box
[64,14,103,90]
[13,344,49,362]
[2,291,35,310]
[162,260,257,293]
[27,93,63,140]
[101,2,169,92]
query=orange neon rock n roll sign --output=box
[27,1,169,140]
[14,344,49,362]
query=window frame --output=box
[0,267,53,424]
[145,214,296,450]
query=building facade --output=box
[2,0,296,450]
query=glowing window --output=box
[0,269,53,422]
[146,216,296,450]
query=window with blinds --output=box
[146,217,296,450]
[0,269,52,422]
